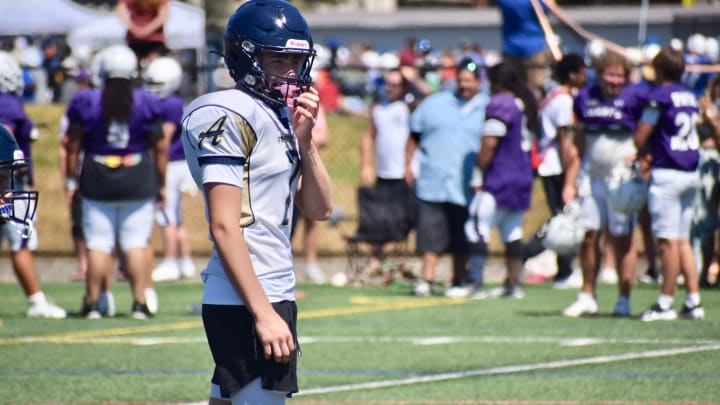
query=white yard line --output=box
[296,343,720,396]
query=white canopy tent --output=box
[0,0,105,36]
[66,1,206,53]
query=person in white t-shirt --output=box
[523,53,586,288]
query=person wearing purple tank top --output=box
[464,62,537,299]
[635,47,705,322]
[65,45,167,320]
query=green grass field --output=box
[1,280,718,404]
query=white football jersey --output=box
[182,89,300,305]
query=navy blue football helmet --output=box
[0,125,38,238]
[224,0,316,108]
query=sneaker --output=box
[445,284,474,298]
[563,295,599,317]
[80,301,102,319]
[27,299,67,319]
[412,280,434,297]
[599,268,618,284]
[98,291,116,317]
[145,288,158,315]
[553,270,583,290]
[679,304,705,320]
[612,298,631,317]
[131,301,153,320]
[470,288,488,300]
[640,304,677,321]
[179,258,196,279]
[152,260,180,282]
[305,263,326,284]
[489,285,525,299]
[637,268,660,285]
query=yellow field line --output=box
[0,296,466,346]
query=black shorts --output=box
[202,301,299,398]
[415,199,469,254]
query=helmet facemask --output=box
[0,161,38,239]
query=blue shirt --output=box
[497,0,548,57]
[410,91,487,206]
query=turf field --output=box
[1,280,718,404]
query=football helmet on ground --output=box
[0,126,38,238]
[90,44,138,87]
[542,200,584,256]
[608,162,648,214]
[0,51,24,96]
[223,0,316,108]
[143,56,183,99]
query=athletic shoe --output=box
[470,288,488,300]
[563,295,598,317]
[553,270,583,290]
[179,258,196,279]
[640,304,677,321]
[489,285,525,299]
[305,263,326,284]
[145,288,158,315]
[27,299,67,319]
[98,291,116,317]
[599,267,618,284]
[679,304,705,320]
[412,280,434,297]
[152,260,181,282]
[444,284,474,298]
[131,301,153,320]
[80,301,102,320]
[612,298,631,317]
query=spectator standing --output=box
[65,44,167,319]
[143,56,198,283]
[181,1,332,402]
[496,0,555,97]
[523,53,586,289]
[0,52,66,319]
[406,58,487,297]
[115,0,170,67]
[359,69,413,277]
[562,52,648,317]
[636,47,705,321]
[41,38,64,103]
[464,62,537,299]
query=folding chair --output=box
[330,183,415,285]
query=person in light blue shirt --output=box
[405,58,487,297]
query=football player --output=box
[0,52,65,319]
[635,46,705,321]
[65,44,167,320]
[563,51,649,317]
[181,1,332,403]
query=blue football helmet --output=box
[224,0,316,108]
[0,125,38,238]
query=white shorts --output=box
[465,191,524,244]
[155,160,197,226]
[0,219,38,252]
[82,198,155,253]
[648,168,699,240]
[580,176,636,236]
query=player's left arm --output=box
[293,87,333,221]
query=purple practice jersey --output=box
[482,93,533,211]
[66,88,163,156]
[158,94,185,162]
[574,83,648,135]
[646,83,700,171]
[0,93,36,185]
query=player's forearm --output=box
[297,143,332,221]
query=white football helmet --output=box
[143,56,182,99]
[0,51,24,96]
[90,44,138,88]
[542,200,584,256]
[608,162,648,214]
